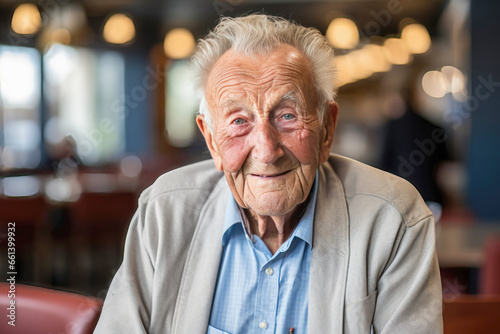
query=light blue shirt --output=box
[208,176,318,334]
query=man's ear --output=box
[319,101,339,164]
[196,115,223,171]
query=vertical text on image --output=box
[6,222,17,327]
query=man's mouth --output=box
[251,170,291,178]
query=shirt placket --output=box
[253,254,283,334]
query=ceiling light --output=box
[334,55,355,87]
[441,65,467,101]
[441,66,465,93]
[383,38,411,65]
[349,49,374,80]
[163,28,196,59]
[422,70,447,98]
[51,28,71,45]
[103,14,135,44]
[401,23,431,54]
[326,18,359,49]
[11,3,42,35]
[362,44,392,73]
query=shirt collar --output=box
[222,172,318,248]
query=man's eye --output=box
[282,113,295,120]
[233,118,245,125]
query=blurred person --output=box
[379,89,449,207]
[95,14,442,333]
[46,135,81,176]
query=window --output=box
[0,45,41,170]
[165,59,199,147]
[44,44,126,165]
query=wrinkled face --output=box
[197,44,338,217]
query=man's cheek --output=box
[220,140,249,172]
[284,131,319,165]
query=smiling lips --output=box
[251,170,291,178]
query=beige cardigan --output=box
[94,154,443,333]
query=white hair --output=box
[191,13,337,130]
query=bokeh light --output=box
[51,28,72,45]
[335,55,358,87]
[103,14,135,44]
[163,28,196,59]
[350,49,374,80]
[11,3,42,35]
[383,38,411,65]
[326,18,359,49]
[441,65,465,93]
[401,23,432,54]
[361,44,392,73]
[422,70,447,98]
[120,155,143,178]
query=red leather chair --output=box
[0,283,102,334]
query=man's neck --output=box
[244,198,310,254]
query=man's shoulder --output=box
[326,154,431,225]
[327,154,416,197]
[139,159,224,204]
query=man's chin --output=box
[250,198,299,218]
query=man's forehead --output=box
[208,44,311,80]
[206,44,315,104]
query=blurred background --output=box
[0,0,499,320]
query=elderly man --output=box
[95,14,442,334]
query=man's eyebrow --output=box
[281,91,300,104]
[218,92,302,113]
[271,91,302,110]
[219,99,244,113]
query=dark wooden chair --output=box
[443,295,500,334]
[68,191,138,293]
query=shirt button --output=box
[259,321,268,329]
[265,267,274,276]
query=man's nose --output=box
[252,121,285,164]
